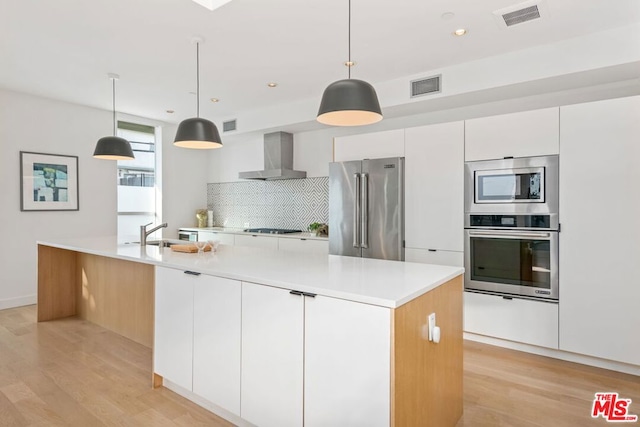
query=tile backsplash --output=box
[207,177,328,230]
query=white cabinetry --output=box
[304,296,391,427]
[234,234,279,250]
[154,266,194,391]
[405,121,464,257]
[193,276,241,416]
[278,237,328,254]
[465,107,559,161]
[241,282,304,427]
[464,292,559,349]
[333,129,404,162]
[405,248,463,267]
[198,230,235,246]
[558,96,640,366]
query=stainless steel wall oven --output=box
[464,155,559,301]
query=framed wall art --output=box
[20,151,79,211]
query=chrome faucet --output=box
[140,222,168,246]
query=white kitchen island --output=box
[37,237,464,427]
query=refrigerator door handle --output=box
[353,173,361,248]
[361,172,369,249]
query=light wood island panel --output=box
[392,275,463,427]
[37,245,155,348]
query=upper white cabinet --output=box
[154,266,195,391]
[234,234,279,250]
[333,129,404,162]
[278,237,328,254]
[558,96,640,366]
[198,230,235,246]
[465,107,559,161]
[193,275,241,416]
[405,121,464,253]
[304,295,391,427]
[241,282,304,427]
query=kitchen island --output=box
[37,237,464,427]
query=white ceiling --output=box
[2,0,639,126]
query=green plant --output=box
[309,222,323,231]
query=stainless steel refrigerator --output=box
[329,157,404,261]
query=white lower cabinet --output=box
[241,282,304,427]
[198,230,235,246]
[234,234,279,250]
[464,292,559,349]
[305,296,391,427]
[405,248,463,267]
[193,276,241,416]
[277,237,328,254]
[154,266,195,391]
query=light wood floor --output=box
[1,305,638,426]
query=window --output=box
[117,121,159,243]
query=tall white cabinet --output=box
[404,121,464,266]
[333,129,404,162]
[558,95,640,366]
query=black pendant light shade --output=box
[317,78,382,126]
[93,136,135,159]
[316,0,383,127]
[174,117,222,149]
[93,73,134,160]
[174,38,222,149]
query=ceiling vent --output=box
[223,119,237,132]
[493,0,547,28]
[410,75,441,98]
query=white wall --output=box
[0,89,118,309]
[161,123,210,237]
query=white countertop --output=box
[179,227,328,241]
[38,237,463,309]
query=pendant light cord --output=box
[348,0,351,79]
[196,41,200,118]
[112,77,117,136]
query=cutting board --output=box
[170,244,211,253]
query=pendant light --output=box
[317,0,382,126]
[174,37,222,149]
[93,73,135,160]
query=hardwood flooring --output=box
[1,305,638,426]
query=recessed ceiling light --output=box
[166,109,175,114]
[453,28,467,36]
[267,82,278,88]
[210,98,219,103]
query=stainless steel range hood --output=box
[239,131,307,180]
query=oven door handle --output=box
[468,230,552,239]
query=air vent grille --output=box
[223,119,237,132]
[502,5,540,26]
[410,75,441,98]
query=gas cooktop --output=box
[243,228,302,234]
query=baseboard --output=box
[162,379,256,427]
[464,332,640,377]
[0,294,36,311]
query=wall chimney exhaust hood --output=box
[239,132,307,180]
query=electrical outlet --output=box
[428,313,436,341]
[244,222,250,228]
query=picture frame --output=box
[20,151,79,211]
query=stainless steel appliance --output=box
[178,229,198,242]
[329,157,404,261]
[243,228,302,234]
[464,155,559,300]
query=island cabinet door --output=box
[192,276,241,416]
[154,266,195,391]
[241,282,304,427]
[304,295,391,427]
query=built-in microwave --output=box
[464,155,559,229]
